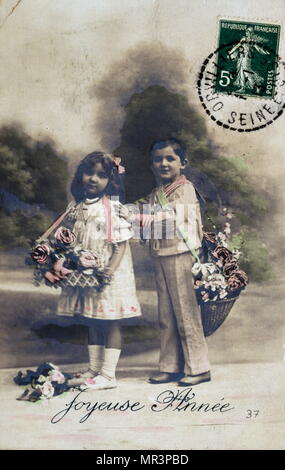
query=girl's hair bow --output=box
[112,155,125,174]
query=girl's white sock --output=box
[88,345,105,374]
[100,348,121,379]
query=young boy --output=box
[135,139,211,386]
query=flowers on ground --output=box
[14,362,72,402]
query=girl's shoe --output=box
[83,374,117,390]
[68,368,97,386]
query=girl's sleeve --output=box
[110,201,134,243]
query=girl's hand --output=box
[104,266,114,277]
[101,267,114,285]
[52,258,73,279]
[96,268,114,293]
[44,271,62,284]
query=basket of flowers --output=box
[192,210,248,336]
[27,225,110,290]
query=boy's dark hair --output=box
[149,138,187,164]
[71,151,121,202]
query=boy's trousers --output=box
[153,252,210,376]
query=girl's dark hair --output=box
[149,138,187,164]
[71,151,122,202]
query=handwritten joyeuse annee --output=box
[51,387,235,423]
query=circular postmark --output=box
[197,41,285,132]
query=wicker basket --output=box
[57,270,102,289]
[200,296,238,337]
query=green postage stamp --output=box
[215,20,281,98]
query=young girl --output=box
[56,151,141,390]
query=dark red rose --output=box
[223,260,239,277]
[227,269,248,289]
[55,226,76,245]
[212,246,233,265]
[203,232,217,245]
[31,244,50,264]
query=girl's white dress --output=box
[57,197,141,320]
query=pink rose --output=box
[55,226,76,245]
[79,252,99,268]
[49,370,65,384]
[31,244,50,264]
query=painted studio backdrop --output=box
[0,0,285,451]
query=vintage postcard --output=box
[0,0,284,453]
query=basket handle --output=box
[36,205,74,243]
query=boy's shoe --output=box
[83,374,117,390]
[149,372,184,384]
[178,371,211,387]
[68,368,97,386]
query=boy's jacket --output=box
[136,179,203,257]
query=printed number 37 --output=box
[219,70,231,87]
[246,410,260,418]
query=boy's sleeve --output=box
[117,192,154,227]
[176,183,204,247]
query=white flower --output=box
[192,263,202,277]
[37,375,47,383]
[220,289,228,299]
[82,269,94,275]
[224,222,231,236]
[232,250,241,260]
[207,274,227,290]
[205,263,218,275]
[217,232,227,241]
